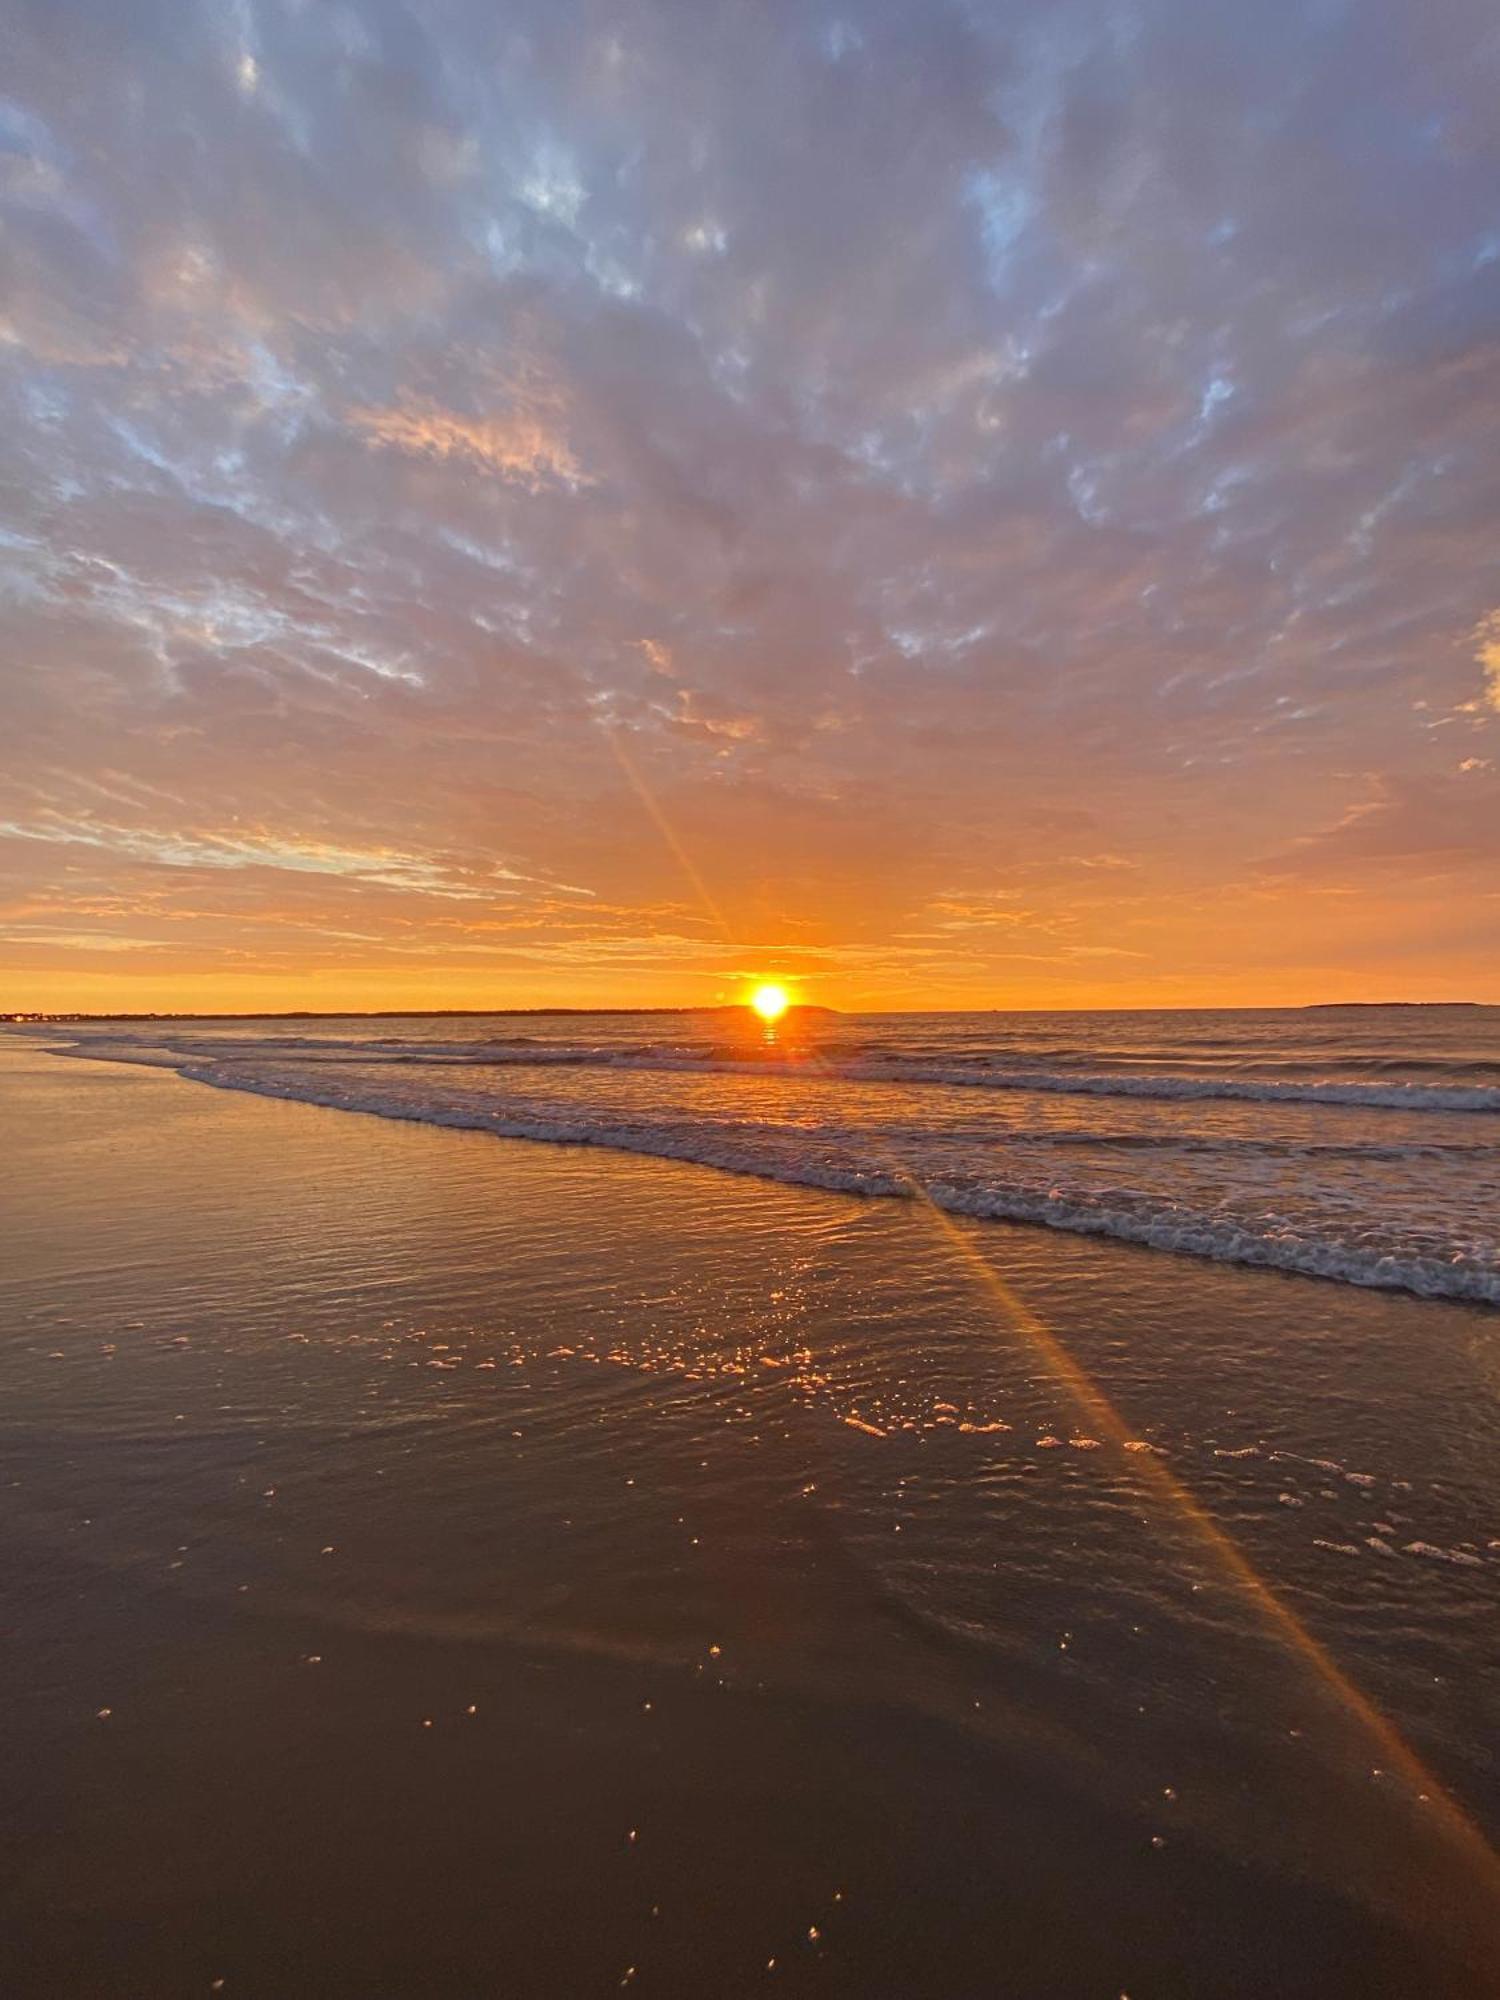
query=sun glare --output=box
[749,982,790,1022]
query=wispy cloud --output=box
[347,396,589,490]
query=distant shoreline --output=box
[1301,1001,1483,1010]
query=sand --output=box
[2,1038,1498,1996]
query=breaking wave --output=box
[166,1060,1500,1306]
[74,1032,1500,1112]
[28,1007,1500,1308]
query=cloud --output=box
[1474,610,1500,714]
[346,394,589,490]
[1258,766,1500,875]
[1,0,1497,1005]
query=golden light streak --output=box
[899,1176,1500,1930]
[763,1021,1500,1934]
[603,725,734,944]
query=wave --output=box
[79,1031,1500,1111]
[156,1059,1500,1306]
[580,1056,1500,1110]
[958,1130,1491,1160]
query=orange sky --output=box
[3,1,1499,1013]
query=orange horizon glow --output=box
[4,963,1499,1018]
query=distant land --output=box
[1302,1000,1484,1009]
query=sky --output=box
[2,0,1499,1014]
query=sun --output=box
[749,982,790,1023]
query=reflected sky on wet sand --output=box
[3,1043,1499,1994]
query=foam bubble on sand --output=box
[1404,1541,1484,1567]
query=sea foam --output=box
[159,1059,1500,1306]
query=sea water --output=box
[32,1005,1500,1304]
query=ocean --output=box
[2,1030,1499,1994]
[34,1004,1500,1305]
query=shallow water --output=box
[2,1041,1499,1996]
[31,1005,1500,1303]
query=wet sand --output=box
[2,1039,1499,1996]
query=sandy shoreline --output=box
[3,1039,1498,1996]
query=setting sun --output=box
[749,982,790,1023]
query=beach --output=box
[2,1034,1499,1996]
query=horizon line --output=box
[4,998,1493,1024]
